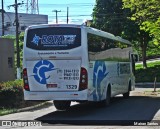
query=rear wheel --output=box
[53,100,71,110]
[123,91,130,99]
[123,82,131,99]
[99,86,111,107]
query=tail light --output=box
[79,67,88,90]
[23,68,30,91]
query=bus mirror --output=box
[134,54,139,62]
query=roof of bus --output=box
[27,24,82,29]
[27,24,131,45]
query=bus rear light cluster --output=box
[79,67,88,90]
[23,68,30,91]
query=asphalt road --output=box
[0,88,160,129]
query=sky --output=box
[1,0,95,24]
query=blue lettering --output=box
[54,35,63,44]
[41,35,48,44]
[47,35,54,43]
[40,35,76,45]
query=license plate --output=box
[46,84,58,88]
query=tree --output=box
[123,0,160,68]
[92,0,126,36]
[123,0,160,40]
[91,0,134,52]
[92,0,156,68]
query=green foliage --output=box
[19,32,24,69]
[91,0,152,68]
[0,80,44,111]
[0,80,23,89]
[0,80,24,108]
[0,108,17,116]
[122,0,160,68]
[1,35,15,39]
[147,41,160,59]
[92,0,127,36]
[133,39,160,60]
[122,0,160,43]
[135,61,160,82]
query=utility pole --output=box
[1,0,4,36]
[53,10,61,23]
[15,0,20,79]
[8,0,24,79]
[67,7,69,24]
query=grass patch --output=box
[135,61,160,82]
[0,80,24,108]
[145,89,160,92]
[136,61,160,70]
[0,80,46,116]
[0,108,17,116]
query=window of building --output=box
[8,57,13,68]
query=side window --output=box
[87,33,131,62]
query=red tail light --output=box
[79,67,88,90]
[23,68,30,91]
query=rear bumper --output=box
[24,89,88,101]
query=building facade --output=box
[0,12,48,36]
[0,38,15,82]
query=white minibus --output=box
[23,24,138,110]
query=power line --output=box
[38,3,94,6]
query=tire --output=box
[123,91,130,99]
[99,86,111,107]
[123,82,131,99]
[53,100,71,110]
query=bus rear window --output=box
[26,27,81,50]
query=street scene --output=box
[0,87,160,128]
[0,0,160,128]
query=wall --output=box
[0,38,15,82]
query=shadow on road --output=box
[36,96,160,125]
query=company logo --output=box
[33,60,56,84]
[31,34,76,46]
[93,61,109,101]
[31,34,41,46]
[41,35,76,44]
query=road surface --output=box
[0,88,160,129]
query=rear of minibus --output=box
[23,24,88,107]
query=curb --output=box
[136,82,160,88]
[136,82,160,85]
[17,101,53,112]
